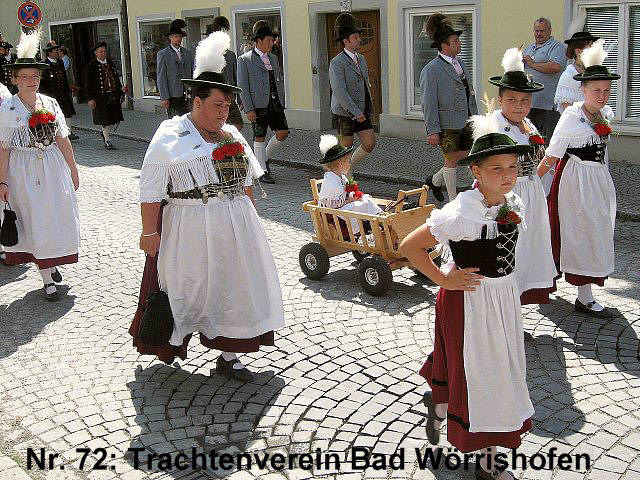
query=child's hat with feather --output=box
[318,134,354,164]
[181,31,241,93]
[459,94,532,166]
[488,46,544,92]
[573,39,620,81]
[8,28,48,71]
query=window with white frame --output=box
[404,6,475,115]
[139,20,171,97]
[233,10,283,74]
[576,2,640,121]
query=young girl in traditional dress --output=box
[0,29,80,300]
[400,112,534,480]
[488,47,556,305]
[317,134,382,234]
[538,39,619,318]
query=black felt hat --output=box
[430,24,463,49]
[489,71,544,93]
[459,133,532,166]
[0,41,13,49]
[334,13,363,43]
[564,31,599,44]
[182,71,242,93]
[251,21,280,41]
[319,135,354,164]
[7,57,49,71]
[43,41,61,52]
[573,65,620,81]
[167,19,187,38]
[572,39,620,81]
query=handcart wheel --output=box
[358,256,393,296]
[299,243,330,280]
[352,250,370,263]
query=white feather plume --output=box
[567,10,587,38]
[16,28,42,60]
[501,47,524,73]
[193,31,230,77]
[580,38,607,68]
[469,111,501,141]
[319,134,339,156]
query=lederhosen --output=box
[40,59,76,118]
[252,61,288,138]
[335,51,374,136]
[437,55,473,152]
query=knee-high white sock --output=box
[350,145,370,168]
[253,141,267,171]
[102,126,110,142]
[443,167,458,201]
[577,284,604,311]
[39,268,56,294]
[265,136,282,159]
[432,167,445,186]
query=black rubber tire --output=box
[299,243,330,280]
[352,250,371,263]
[358,255,393,296]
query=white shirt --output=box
[438,52,464,76]
[171,44,182,61]
[97,58,107,65]
[343,49,358,63]
[254,47,272,70]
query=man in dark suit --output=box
[156,19,195,118]
[237,21,288,184]
[40,42,79,140]
[0,41,17,94]
[420,13,478,202]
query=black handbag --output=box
[137,290,174,346]
[0,202,18,247]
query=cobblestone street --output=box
[1,133,639,480]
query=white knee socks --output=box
[443,167,458,201]
[39,268,56,294]
[265,136,282,159]
[577,284,604,311]
[432,167,445,186]
[253,141,267,171]
[102,126,110,142]
[350,145,369,168]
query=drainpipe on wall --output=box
[120,0,134,110]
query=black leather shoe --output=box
[44,283,59,302]
[426,176,444,202]
[68,133,79,141]
[104,141,116,150]
[575,299,615,318]
[260,172,275,184]
[216,355,254,382]
[422,390,445,445]
[51,268,62,283]
[475,465,513,480]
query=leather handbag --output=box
[0,202,18,247]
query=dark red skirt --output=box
[5,252,78,269]
[129,202,275,365]
[547,157,607,287]
[419,288,532,453]
[520,287,554,306]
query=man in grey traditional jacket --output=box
[157,19,195,118]
[420,13,478,202]
[329,13,375,169]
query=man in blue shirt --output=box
[523,17,566,142]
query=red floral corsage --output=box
[212,139,245,161]
[528,133,545,146]
[495,204,522,225]
[28,109,56,128]
[345,177,364,199]
[592,113,612,138]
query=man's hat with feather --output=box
[426,13,463,49]
[573,39,620,81]
[167,19,187,38]
[334,13,363,43]
[8,28,48,71]
[251,20,280,42]
[181,31,242,93]
[489,47,544,92]
[460,101,532,166]
[318,134,354,164]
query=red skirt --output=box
[128,202,275,365]
[520,287,554,306]
[5,252,78,269]
[419,288,532,453]
[547,157,607,287]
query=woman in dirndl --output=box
[131,31,284,381]
[538,39,619,318]
[487,47,556,305]
[0,79,11,265]
[0,29,80,301]
[400,112,534,480]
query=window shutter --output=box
[584,6,620,114]
[627,6,640,118]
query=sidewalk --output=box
[68,104,640,220]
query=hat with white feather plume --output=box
[459,97,532,166]
[488,46,544,92]
[564,11,599,44]
[8,28,48,71]
[181,31,242,93]
[573,39,620,81]
[318,134,354,164]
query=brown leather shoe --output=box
[215,355,254,382]
[422,390,445,445]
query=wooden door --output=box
[72,22,98,103]
[326,10,381,128]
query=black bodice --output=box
[565,142,606,163]
[448,223,519,278]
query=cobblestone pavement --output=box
[67,105,640,221]
[1,134,640,480]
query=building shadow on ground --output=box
[124,363,286,478]
[0,263,30,288]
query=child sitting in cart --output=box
[317,134,382,236]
